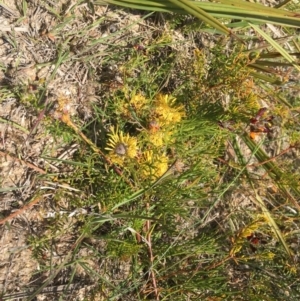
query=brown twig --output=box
[0,150,46,174]
[0,195,43,225]
[145,202,159,300]
[247,145,294,168]
[217,145,294,169]
[28,95,52,136]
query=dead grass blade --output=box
[241,133,300,209]
[0,2,19,17]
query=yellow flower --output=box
[122,93,148,118]
[140,151,168,180]
[130,93,148,111]
[148,130,164,147]
[147,128,174,147]
[154,94,185,126]
[155,93,176,106]
[105,126,138,165]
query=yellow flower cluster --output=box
[153,94,185,126]
[122,93,148,117]
[146,94,185,147]
[130,93,148,111]
[106,93,185,180]
[139,151,168,180]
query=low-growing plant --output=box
[1,1,300,300]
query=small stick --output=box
[247,145,294,168]
[0,195,42,225]
[0,150,46,174]
[145,202,159,300]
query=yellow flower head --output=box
[154,94,185,126]
[148,130,164,147]
[130,93,148,111]
[147,127,174,148]
[155,93,176,107]
[105,126,138,165]
[140,151,168,180]
[122,93,148,118]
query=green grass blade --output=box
[96,0,300,27]
[110,188,146,211]
[218,0,297,16]
[167,0,230,35]
[0,117,29,134]
[249,71,283,84]
[250,23,300,72]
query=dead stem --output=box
[0,195,43,225]
[145,202,159,300]
[0,150,46,174]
